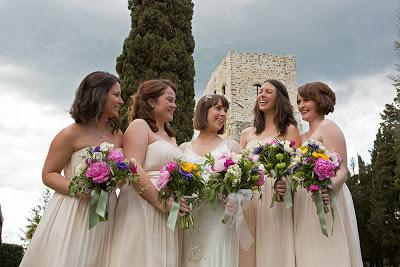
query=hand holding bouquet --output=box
[69,142,139,229]
[290,139,341,236]
[252,138,296,208]
[204,151,264,251]
[157,160,205,231]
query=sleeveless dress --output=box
[20,147,117,267]
[109,140,183,267]
[180,139,241,267]
[294,140,363,267]
[239,139,296,267]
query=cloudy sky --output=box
[0,0,398,244]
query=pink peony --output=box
[289,140,296,147]
[314,158,336,180]
[166,162,178,173]
[157,166,171,189]
[213,157,227,172]
[107,149,124,163]
[308,184,320,192]
[86,161,111,183]
[256,170,265,186]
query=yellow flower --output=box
[312,151,319,158]
[181,162,197,173]
[319,153,329,160]
[301,147,308,154]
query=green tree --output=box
[20,188,52,246]
[117,0,196,144]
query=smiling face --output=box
[102,82,124,118]
[257,82,277,113]
[297,95,321,122]
[205,99,227,133]
[152,86,176,123]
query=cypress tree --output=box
[117,0,196,144]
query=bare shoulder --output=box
[286,124,300,135]
[127,118,151,130]
[320,119,343,135]
[55,123,81,146]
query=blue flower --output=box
[253,146,263,155]
[117,162,128,170]
[94,146,101,152]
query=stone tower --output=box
[203,51,301,141]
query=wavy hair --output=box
[69,71,120,132]
[128,79,176,137]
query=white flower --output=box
[129,158,137,165]
[93,152,103,160]
[75,162,87,173]
[258,163,265,172]
[283,141,295,154]
[100,142,114,152]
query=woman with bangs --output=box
[239,79,301,267]
[180,94,241,267]
[294,82,362,267]
[109,79,190,267]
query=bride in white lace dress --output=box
[180,94,241,267]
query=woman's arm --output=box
[320,120,348,191]
[42,126,76,196]
[285,124,301,148]
[124,119,189,213]
[240,127,251,150]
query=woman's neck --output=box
[197,129,219,141]
[307,116,325,135]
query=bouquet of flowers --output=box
[157,159,205,230]
[252,138,297,208]
[204,151,265,224]
[69,142,139,229]
[290,139,341,236]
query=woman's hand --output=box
[161,197,191,217]
[225,197,239,216]
[274,178,286,197]
[321,189,330,205]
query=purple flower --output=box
[308,184,320,192]
[289,140,296,147]
[314,158,336,180]
[179,169,192,180]
[86,161,110,183]
[93,146,101,152]
[107,149,124,163]
[253,146,263,155]
[309,143,319,150]
[117,162,128,170]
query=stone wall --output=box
[203,51,301,141]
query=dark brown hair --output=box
[69,71,120,131]
[297,82,336,115]
[128,79,176,137]
[253,79,297,136]
[193,94,229,135]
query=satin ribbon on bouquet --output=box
[224,189,254,251]
[89,187,109,229]
[312,188,336,237]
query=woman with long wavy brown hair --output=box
[109,79,189,267]
[239,79,301,267]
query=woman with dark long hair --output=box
[20,71,123,267]
[239,79,301,267]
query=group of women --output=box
[19,71,363,267]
